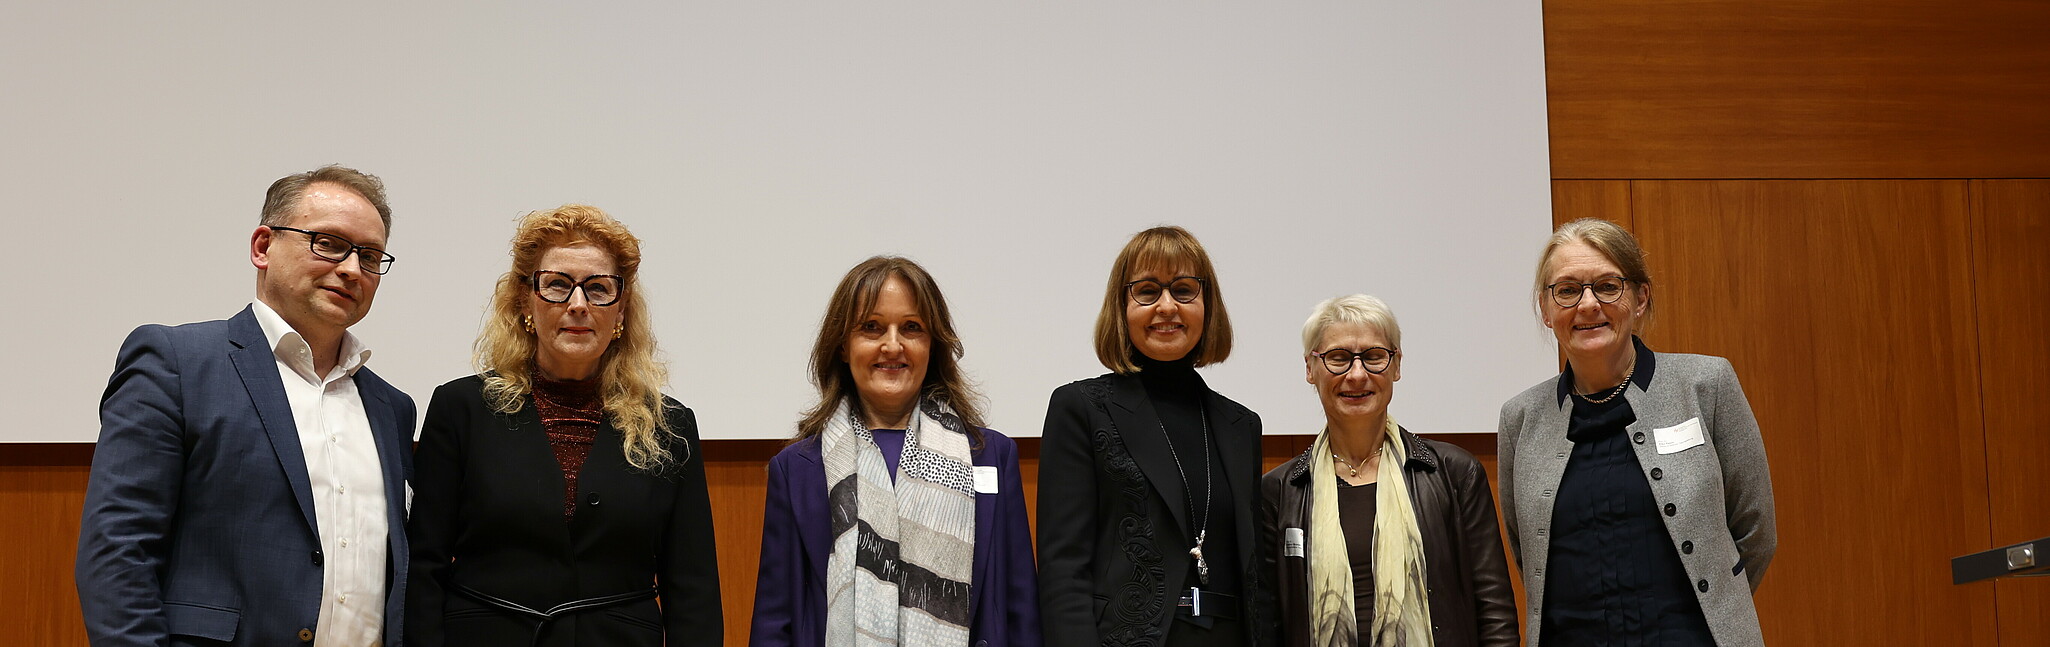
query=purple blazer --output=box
[747,428,1042,647]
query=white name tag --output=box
[974,466,999,494]
[1284,527,1306,557]
[1655,417,1706,455]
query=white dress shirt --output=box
[252,301,390,647]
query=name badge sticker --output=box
[974,466,999,494]
[1284,527,1306,557]
[1655,417,1706,455]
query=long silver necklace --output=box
[1159,407,1214,585]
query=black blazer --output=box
[405,375,722,647]
[1036,372,1278,647]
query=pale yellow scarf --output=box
[1307,415,1433,646]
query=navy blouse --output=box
[1541,340,1715,647]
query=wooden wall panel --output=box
[1545,0,2050,179]
[701,441,779,647]
[1550,180,1631,229]
[1970,179,2050,645]
[1628,180,1999,646]
[0,446,90,647]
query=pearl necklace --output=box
[1575,359,1638,405]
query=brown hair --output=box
[475,205,678,470]
[262,165,393,234]
[1534,218,1655,329]
[1093,225,1234,373]
[795,256,986,444]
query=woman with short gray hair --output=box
[1498,218,1777,646]
[1258,294,1517,647]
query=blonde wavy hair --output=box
[475,205,678,470]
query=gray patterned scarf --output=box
[822,393,977,647]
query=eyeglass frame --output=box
[1543,276,1632,308]
[1308,346,1399,375]
[1124,276,1206,306]
[268,226,396,275]
[528,270,625,307]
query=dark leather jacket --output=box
[1258,428,1519,647]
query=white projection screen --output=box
[1,2,1556,442]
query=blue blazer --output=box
[76,306,417,647]
[747,429,1042,647]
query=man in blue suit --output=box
[77,165,416,646]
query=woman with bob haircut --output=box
[1499,218,1776,646]
[406,205,722,647]
[748,255,1041,647]
[1258,294,1517,647]
[1037,225,1277,647]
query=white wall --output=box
[1,1,1556,442]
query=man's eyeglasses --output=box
[1125,277,1205,306]
[1544,276,1630,308]
[530,271,624,306]
[1309,347,1397,375]
[270,226,395,275]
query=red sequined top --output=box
[532,372,604,518]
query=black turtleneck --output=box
[1133,354,1244,598]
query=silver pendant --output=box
[1191,529,1210,585]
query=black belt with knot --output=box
[452,583,658,646]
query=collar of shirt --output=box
[1556,334,1658,406]
[250,300,374,384]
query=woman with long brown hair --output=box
[748,255,1040,647]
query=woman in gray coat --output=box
[1497,218,1777,647]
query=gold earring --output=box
[523,315,535,333]
[613,323,624,339]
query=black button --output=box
[1682,541,1694,554]
[1649,467,1663,480]
[298,628,314,641]
[1633,432,1646,444]
[311,550,323,566]
[586,493,601,506]
[1697,579,1709,592]
[1663,503,1677,516]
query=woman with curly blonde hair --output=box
[407,205,722,646]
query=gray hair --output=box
[1534,218,1653,328]
[1301,294,1402,353]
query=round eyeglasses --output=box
[270,226,396,275]
[1544,276,1630,308]
[1125,276,1205,306]
[1310,347,1397,375]
[530,271,624,306]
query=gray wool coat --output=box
[1498,349,1777,647]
